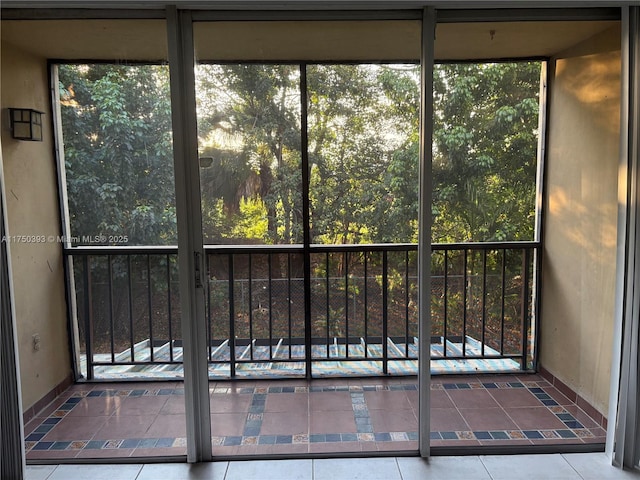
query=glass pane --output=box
[54,61,186,461]
[196,64,302,245]
[307,64,420,245]
[432,62,540,243]
[59,64,176,246]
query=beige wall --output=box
[541,25,621,415]
[1,41,71,411]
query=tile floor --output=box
[25,453,640,480]
[24,374,605,460]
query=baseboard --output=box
[539,366,607,430]
[22,373,73,425]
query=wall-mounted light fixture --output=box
[9,108,44,141]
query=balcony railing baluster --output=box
[382,250,388,374]
[463,249,468,358]
[325,252,330,359]
[147,254,154,363]
[228,253,236,377]
[500,249,506,356]
[83,255,94,380]
[166,254,174,363]
[127,255,134,363]
[108,255,115,364]
[481,249,487,359]
[268,253,273,360]
[364,251,369,359]
[345,251,349,360]
[405,250,410,359]
[206,253,212,362]
[443,249,448,358]
[248,254,253,362]
[287,253,293,360]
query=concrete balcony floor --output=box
[24,374,605,461]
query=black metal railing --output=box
[66,241,538,379]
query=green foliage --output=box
[432,62,540,242]
[59,64,176,245]
[60,61,541,248]
[196,64,302,245]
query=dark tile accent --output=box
[156,438,175,448]
[375,432,392,442]
[243,426,261,437]
[309,434,325,443]
[341,433,358,442]
[275,435,293,444]
[482,383,498,389]
[557,414,576,422]
[441,431,458,440]
[34,425,55,434]
[120,439,140,449]
[354,409,369,418]
[509,382,524,388]
[85,440,106,449]
[563,421,584,429]
[430,432,442,440]
[32,442,54,451]
[258,435,277,445]
[325,433,341,442]
[557,430,577,439]
[138,438,158,448]
[523,430,543,439]
[50,442,71,450]
[245,419,262,429]
[534,393,552,400]
[223,436,242,446]
[355,417,371,426]
[490,431,509,440]
[42,418,62,425]
[443,384,458,390]
[473,431,492,440]
[407,431,419,441]
[26,433,46,442]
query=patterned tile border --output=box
[25,379,604,454]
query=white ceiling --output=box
[0,18,619,61]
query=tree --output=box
[60,61,541,247]
[432,62,540,242]
[196,64,302,245]
[59,64,176,245]
[307,64,419,245]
